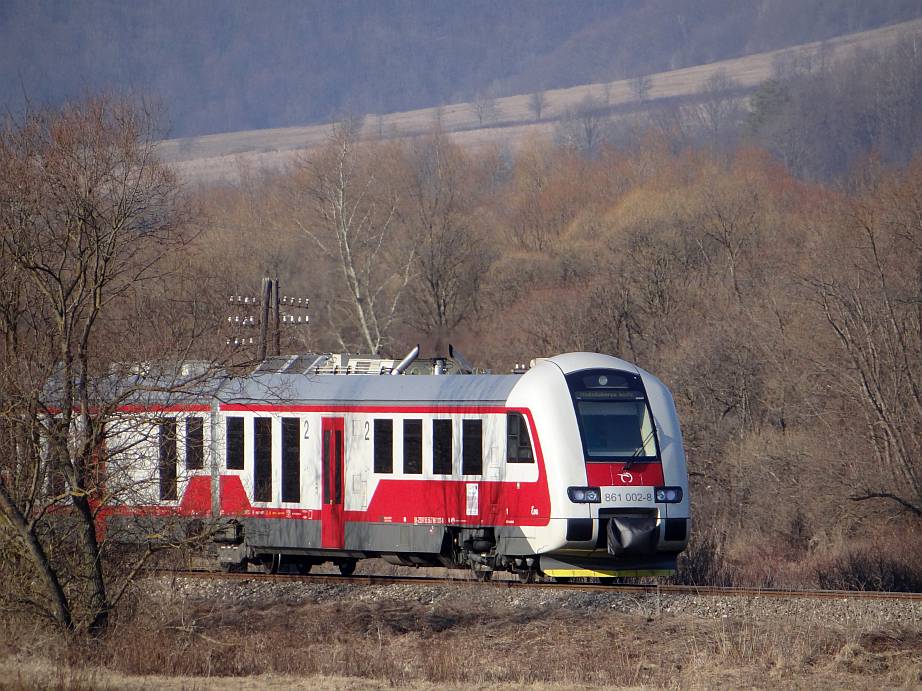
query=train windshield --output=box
[566,369,659,461]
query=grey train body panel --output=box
[240,518,446,556]
[242,517,322,552]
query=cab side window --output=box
[506,412,534,463]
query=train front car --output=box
[511,353,689,580]
[204,350,686,581]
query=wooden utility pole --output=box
[271,277,280,357]
[257,277,271,361]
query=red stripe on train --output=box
[217,473,550,525]
[585,463,664,486]
[217,408,551,526]
[100,475,213,518]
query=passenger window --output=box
[281,417,300,503]
[403,419,422,474]
[374,419,394,473]
[507,412,534,463]
[159,419,177,500]
[253,417,272,502]
[185,417,204,470]
[432,419,453,475]
[226,416,244,469]
[462,419,483,475]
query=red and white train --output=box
[109,350,689,581]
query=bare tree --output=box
[528,90,547,121]
[647,102,692,151]
[689,69,744,151]
[601,82,614,106]
[471,91,500,126]
[431,104,445,129]
[810,170,922,516]
[402,131,493,351]
[555,95,609,157]
[698,178,763,302]
[293,117,414,355]
[631,74,652,102]
[0,97,210,634]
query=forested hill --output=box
[2,0,921,138]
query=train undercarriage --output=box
[214,520,679,582]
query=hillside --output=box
[3,0,921,139]
[159,18,922,185]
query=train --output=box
[105,349,690,581]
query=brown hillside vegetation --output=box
[159,18,922,185]
[192,125,922,583]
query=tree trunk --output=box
[0,481,73,629]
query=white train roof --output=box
[216,371,523,407]
[214,352,662,408]
[541,352,643,376]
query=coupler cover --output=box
[607,513,657,556]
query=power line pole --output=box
[257,277,271,361]
[271,277,280,358]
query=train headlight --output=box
[568,486,601,503]
[654,486,683,503]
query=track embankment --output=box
[160,567,922,602]
[153,568,922,632]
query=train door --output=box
[321,417,345,549]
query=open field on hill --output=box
[159,18,922,185]
[2,572,920,690]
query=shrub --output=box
[814,543,922,592]
[675,528,735,586]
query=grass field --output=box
[157,18,922,185]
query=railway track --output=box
[156,568,922,602]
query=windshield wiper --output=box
[624,429,656,470]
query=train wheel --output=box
[517,570,536,584]
[295,560,312,575]
[262,554,281,574]
[473,568,493,582]
[338,560,357,576]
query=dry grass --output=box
[1,581,920,690]
[2,532,921,689]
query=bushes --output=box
[675,528,735,587]
[813,537,922,593]
[677,522,922,592]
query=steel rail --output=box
[152,568,922,602]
